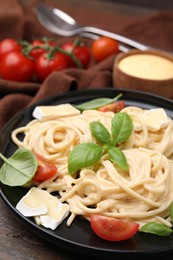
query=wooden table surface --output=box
[0,1,172,260]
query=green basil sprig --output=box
[170,202,173,222]
[68,143,102,174]
[68,112,133,174]
[139,202,173,236]
[90,121,111,144]
[139,222,173,236]
[75,93,122,111]
[0,148,38,186]
[107,147,128,171]
[111,112,133,143]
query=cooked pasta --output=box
[11,106,173,228]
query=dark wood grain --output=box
[0,198,77,260]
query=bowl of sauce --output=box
[113,49,173,99]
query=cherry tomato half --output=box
[0,38,21,59]
[92,36,119,62]
[90,215,139,241]
[33,153,57,182]
[29,39,57,59]
[0,51,35,82]
[97,101,125,113]
[35,52,68,82]
[61,41,91,69]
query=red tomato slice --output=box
[33,153,57,182]
[90,215,139,241]
[97,101,125,113]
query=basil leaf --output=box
[75,94,122,111]
[139,222,173,236]
[90,121,111,144]
[111,112,133,144]
[68,143,103,174]
[0,148,38,186]
[170,202,173,223]
[108,146,129,171]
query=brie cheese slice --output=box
[32,103,80,120]
[16,187,70,230]
[143,108,169,131]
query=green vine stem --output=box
[20,39,83,69]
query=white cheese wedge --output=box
[32,103,80,120]
[130,115,143,131]
[38,202,69,230]
[16,187,70,230]
[143,108,169,131]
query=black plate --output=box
[1,88,173,259]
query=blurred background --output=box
[105,0,173,10]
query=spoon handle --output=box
[79,32,131,53]
[82,26,152,51]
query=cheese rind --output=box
[16,199,47,217]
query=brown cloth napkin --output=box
[0,0,173,129]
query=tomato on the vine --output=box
[90,215,139,241]
[0,38,21,59]
[61,41,91,69]
[92,36,119,62]
[0,51,35,82]
[29,39,57,59]
[35,52,68,82]
[33,153,57,182]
